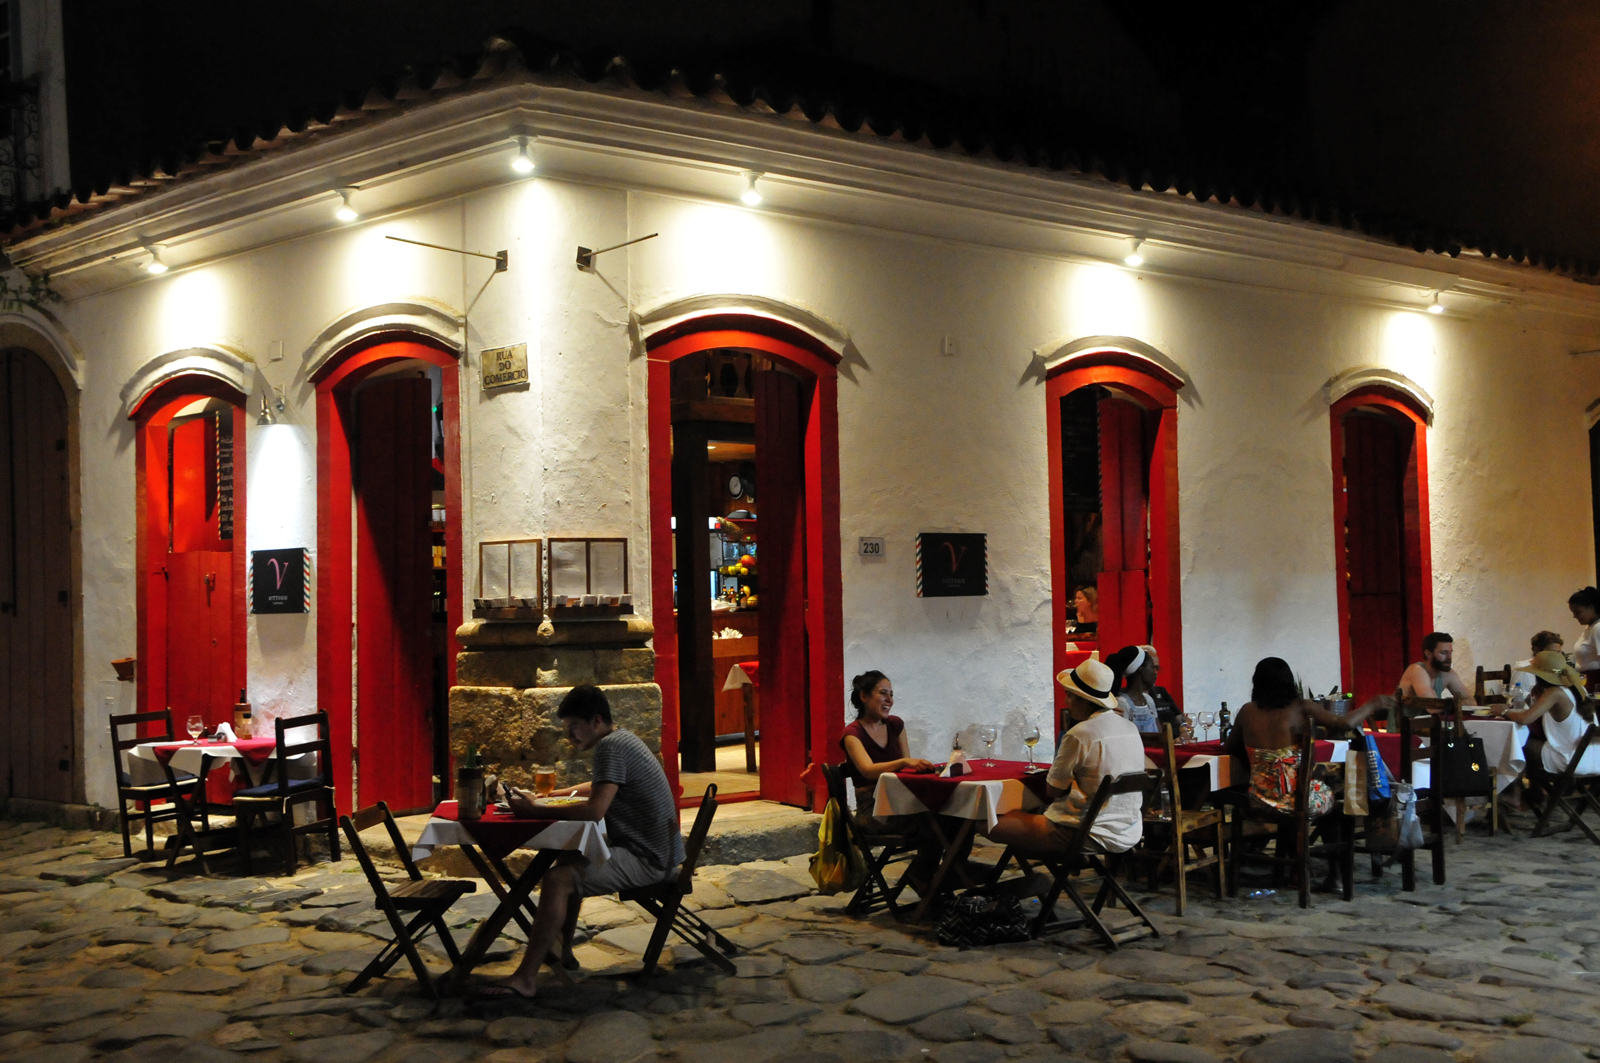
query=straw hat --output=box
[1518,649,1586,689]
[1056,658,1119,710]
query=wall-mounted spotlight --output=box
[1124,238,1145,268]
[1427,293,1444,315]
[740,171,763,206]
[143,246,169,275]
[511,136,535,175]
[257,394,275,426]
[334,188,359,223]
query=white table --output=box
[872,772,1043,832]
[129,740,296,787]
[411,815,610,867]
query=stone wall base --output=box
[0,797,120,832]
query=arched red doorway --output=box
[132,376,248,750]
[1045,353,1183,733]
[647,315,843,811]
[1330,386,1432,705]
[315,335,462,814]
[3,348,74,803]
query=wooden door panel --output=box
[1096,396,1149,653]
[2,350,73,802]
[755,367,809,807]
[1343,411,1409,705]
[355,378,434,812]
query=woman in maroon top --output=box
[839,671,959,894]
[840,671,933,803]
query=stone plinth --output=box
[450,616,661,790]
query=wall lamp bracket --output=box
[576,232,658,271]
[386,235,508,273]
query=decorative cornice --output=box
[1324,366,1435,425]
[302,299,463,382]
[123,345,253,418]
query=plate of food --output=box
[536,795,587,807]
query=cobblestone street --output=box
[5,816,1600,1063]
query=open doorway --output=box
[316,338,461,815]
[669,351,762,799]
[2,348,74,803]
[648,317,843,811]
[133,379,247,804]
[1331,389,1431,705]
[1046,354,1183,736]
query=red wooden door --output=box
[754,367,810,807]
[354,378,434,811]
[1,349,73,803]
[1096,396,1150,653]
[1343,410,1409,705]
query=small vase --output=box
[455,766,485,820]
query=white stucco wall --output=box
[44,157,1600,806]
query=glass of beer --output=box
[533,766,556,797]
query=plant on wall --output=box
[0,267,61,313]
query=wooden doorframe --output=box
[1330,385,1432,695]
[314,333,462,813]
[646,315,843,811]
[130,376,248,720]
[1045,354,1183,723]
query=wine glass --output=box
[1023,724,1042,768]
[186,714,205,742]
[978,724,999,767]
[1197,711,1216,741]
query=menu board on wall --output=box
[216,410,235,539]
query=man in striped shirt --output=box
[481,684,682,1000]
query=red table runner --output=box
[732,661,759,689]
[434,800,557,861]
[890,760,1050,811]
[1142,740,1227,767]
[150,737,278,766]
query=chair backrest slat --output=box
[109,709,175,753]
[270,711,331,795]
[1556,725,1600,788]
[677,784,719,892]
[1160,723,1183,811]
[1061,770,1151,863]
[340,809,396,908]
[820,762,848,806]
[1294,726,1316,813]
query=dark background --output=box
[60,1,1600,269]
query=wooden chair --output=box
[996,771,1161,949]
[233,711,339,875]
[819,762,918,919]
[108,709,206,859]
[1138,723,1224,915]
[1532,724,1600,843]
[1393,709,1448,888]
[340,801,477,998]
[619,784,739,976]
[1476,664,1513,705]
[1225,726,1354,908]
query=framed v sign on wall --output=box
[251,548,310,614]
[916,533,987,597]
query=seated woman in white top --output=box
[1106,644,1160,736]
[1495,649,1600,781]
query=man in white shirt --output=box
[981,659,1146,853]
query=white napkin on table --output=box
[214,722,237,742]
[940,752,970,778]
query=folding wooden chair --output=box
[1139,723,1224,915]
[233,711,340,875]
[619,784,739,976]
[1395,708,1448,886]
[819,763,917,918]
[340,801,477,998]
[108,709,206,859]
[1476,664,1513,704]
[1000,771,1161,950]
[1532,724,1600,844]
[1226,726,1354,908]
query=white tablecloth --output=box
[410,816,611,868]
[872,773,1045,832]
[129,741,299,786]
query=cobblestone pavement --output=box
[5,814,1600,1063]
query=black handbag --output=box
[1435,710,1494,798]
[936,892,1032,947]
